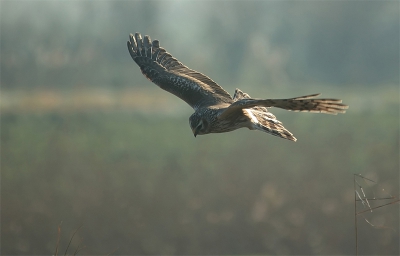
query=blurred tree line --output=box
[1,0,398,91]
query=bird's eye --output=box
[196,121,203,132]
[196,119,208,133]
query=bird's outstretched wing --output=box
[127,33,232,110]
[218,93,349,120]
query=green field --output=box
[1,95,398,254]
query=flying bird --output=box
[127,33,348,141]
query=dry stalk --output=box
[353,174,399,256]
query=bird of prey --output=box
[127,33,348,141]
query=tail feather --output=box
[257,112,296,141]
[234,88,278,119]
[245,108,297,141]
[235,88,296,141]
[254,122,297,142]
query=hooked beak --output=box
[192,128,198,138]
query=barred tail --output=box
[253,121,297,141]
[246,109,297,141]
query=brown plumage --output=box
[127,32,348,141]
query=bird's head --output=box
[189,113,211,137]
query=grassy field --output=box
[1,88,399,254]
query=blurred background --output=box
[1,0,399,255]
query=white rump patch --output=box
[245,109,258,124]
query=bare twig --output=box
[353,174,400,256]
[354,176,358,256]
[356,197,395,201]
[73,239,86,256]
[354,174,376,183]
[64,225,83,256]
[356,199,400,216]
[363,216,397,232]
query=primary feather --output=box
[127,33,232,110]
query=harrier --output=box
[127,33,348,141]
